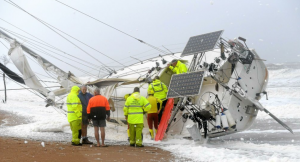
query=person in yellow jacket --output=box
[67,86,83,146]
[146,90,162,140]
[148,76,168,124]
[168,59,188,74]
[123,87,151,147]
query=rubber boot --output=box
[149,129,154,140]
[127,129,130,142]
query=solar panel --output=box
[167,71,205,98]
[181,30,224,57]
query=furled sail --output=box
[0,62,25,85]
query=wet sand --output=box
[0,110,30,126]
[0,110,178,162]
[0,137,174,162]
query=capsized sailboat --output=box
[0,29,293,140]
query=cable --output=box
[5,0,114,74]
[0,17,58,50]
[0,40,9,49]
[54,0,170,55]
[1,27,106,74]
[0,71,46,100]
[6,0,144,76]
[13,35,98,77]
[0,26,102,69]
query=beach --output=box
[0,110,176,162]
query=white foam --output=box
[1,65,300,161]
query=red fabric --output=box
[155,98,174,141]
[87,95,110,114]
[147,113,158,129]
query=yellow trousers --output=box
[70,119,81,144]
[129,123,143,146]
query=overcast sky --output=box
[0,0,299,78]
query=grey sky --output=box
[0,0,299,78]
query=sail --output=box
[1,29,84,100]
[8,45,55,101]
[0,62,25,85]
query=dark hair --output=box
[154,76,160,80]
[133,87,140,92]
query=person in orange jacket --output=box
[87,87,110,147]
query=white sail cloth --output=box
[8,45,55,102]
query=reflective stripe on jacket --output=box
[123,92,151,124]
[169,60,188,74]
[148,79,168,101]
[67,86,82,122]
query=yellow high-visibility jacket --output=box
[123,92,151,124]
[67,86,82,122]
[147,96,162,114]
[148,79,168,101]
[169,60,188,74]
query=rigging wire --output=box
[0,40,9,49]
[0,26,103,69]
[54,0,171,55]
[103,42,185,67]
[1,16,184,72]
[0,27,107,74]
[0,71,46,100]
[5,0,114,74]
[6,0,144,76]
[24,43,99,77]
[5,31,99,78]
[0,17,58,50]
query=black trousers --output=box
[157,100,168,124]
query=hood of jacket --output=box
[132,92,141,100]
[70,86,80,95]
[153,79,161,84]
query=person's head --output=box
[171,59,178,67]
[148,90,154,96]
[94,87,100,95]
[71,86,80,95]
[154,76,160,81]
[133,87,140,93]
[81,85,87,94]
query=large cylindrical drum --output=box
[223,109,235,127]
[221,113,229,129]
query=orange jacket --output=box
[87,95,110,120]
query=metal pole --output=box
[3,73,7,103]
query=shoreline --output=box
[0,136,176,162]
[0,109,180,162]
